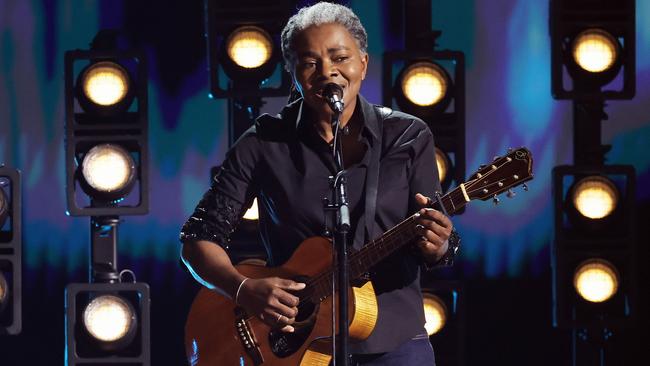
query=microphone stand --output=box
[326,108,350,366]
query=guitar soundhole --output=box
[268,276,318,358]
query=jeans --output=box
[350,334,436,366]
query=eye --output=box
[334,56,349,62]
[299,60,316,69]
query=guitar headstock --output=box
[464,147,534,202]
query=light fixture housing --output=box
[383,50,465,196]
[65,37,149,216]
[205,0,294,98]
[65,282,150,364]
[394,60,453,116]
[552,165,637,329]
[419,281,466,366]
[550,0,635,100]
[0,185,8,228]
[0,166,21,335]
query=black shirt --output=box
[181,95,442,353]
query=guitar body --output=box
[185,237,378,366]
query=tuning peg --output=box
[479,164,486,169]
[506,189,516,198]
[507,147,514,153]
[493,194,500,205]
[493,156,500,161]
[523,183,529,191]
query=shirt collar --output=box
[294,94,381,142]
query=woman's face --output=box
[291,23,368,122]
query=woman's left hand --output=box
[413,193,453,263]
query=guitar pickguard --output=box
[268,293,319,358]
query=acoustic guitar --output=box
[185,147,534,365]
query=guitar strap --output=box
[353,105,388,250]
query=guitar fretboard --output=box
[305,185,469,303]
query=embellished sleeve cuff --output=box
[179,187,250,252]
[422,228,461,270]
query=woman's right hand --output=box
[236,277,306,333]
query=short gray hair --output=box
[281,2,368,73]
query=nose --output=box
[316,59,338,81]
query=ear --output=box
[360,53,369,80]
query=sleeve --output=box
[406,121,461,269]
[407,120,441,212]
[179,130,261,251]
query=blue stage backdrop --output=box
[0,0,648,364]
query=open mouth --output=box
[314,84,345,98]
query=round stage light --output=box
[400,62,448,107]
[573,259,619,303]
[0,272,8,310]
[0,187,8,228]
[83,295,136,343]
[422,292,447,336]
[226,26,273,69]
[435,147,450,184]
[571,176,618,220]
[243,198,259,221]
[81,144,136,194]
[81,61,130,106]
[572,29,619,73]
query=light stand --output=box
[90,216,120,283]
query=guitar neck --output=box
[306,147,533,303]
[307,186,469,302]
[348,185,468,279]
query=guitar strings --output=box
[243,159,518,320]
[295,215,419,307]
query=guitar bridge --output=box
[234,307,264,365]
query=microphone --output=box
[323,83,344,113]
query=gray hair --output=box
[281,2,368,73]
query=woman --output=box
[180,2,459,364]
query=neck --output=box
[313,97,358,143]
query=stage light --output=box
[400,62,448,107]
[423,292,447,336]
[83,294,136,345]
[552,165,637,329]
[0,166,21,335]
[80,144,136,198]
[572,29,619,73]
[226,26,273,69]
[550,0,635,99]
[435,147,450,184]
[205,0,293,98]
[65,30,149,216]
[80,61,130,107]
[573,259,619,303]
[384,48,465,196]
[243,198,259,221]
[0,272,7,311]
[66,282,150,364]
[570,176,618,220]
[420,281,466,366]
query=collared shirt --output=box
[181,95,443,353]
